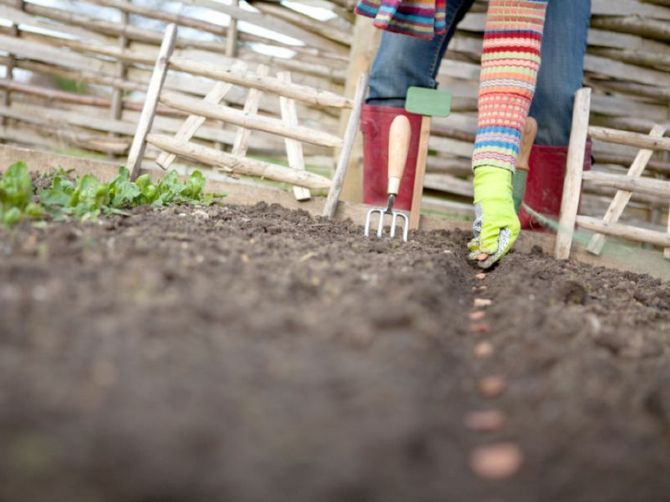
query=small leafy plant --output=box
[0,161,223,227]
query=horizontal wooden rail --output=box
[168,57,352,109]
[588,126,670,152]
[146,134,332,190]
[576,216,670,248]
[582,170,670,198]
[160,91,343,148]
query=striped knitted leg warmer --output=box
[472,0,549,172]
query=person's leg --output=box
[529,0,591,146]
[520,0,591,229]
[367,0,475,107]
[361,0,474,209]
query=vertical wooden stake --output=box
[555,88,591,260]
[225,0,239,58]
[409,116,431,230]
[2,0,24,133]
[586,124,667,255]
[323,72,369,219]
[278,71,311,201]
[126,23,177,180]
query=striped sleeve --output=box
[472,0,549,172]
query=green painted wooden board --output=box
[405,87,452,117]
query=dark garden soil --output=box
[1,202,670,502]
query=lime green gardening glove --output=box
[468,166,521,269]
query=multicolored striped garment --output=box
[355,0,447,39]
[355,0,549,172]
[472,0,548,172]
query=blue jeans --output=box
[367,0,591,146]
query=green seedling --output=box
[0,163,224,227]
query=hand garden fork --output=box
[364,114,412,242]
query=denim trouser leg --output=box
[529,0,592,146]
[367,0,475,107]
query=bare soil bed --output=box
[1,202,669,502]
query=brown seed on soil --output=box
[475,272,487,280]
[479,376,506,397]
[474,298,492,308]
[474,341,494,359]
[465,410,505,432]
[470,443,523,479]
[469,322,491,334]
[468,311,486,321]
[477,253,489,262]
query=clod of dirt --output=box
[465,410,506,432]
[645,378,670,439]
[478,377,506,398]
[470,443,523,479]
[554,280,588,305]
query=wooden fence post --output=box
[126,23,177,180]
[555,88,592,260]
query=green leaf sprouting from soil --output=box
[0,162,224,227]
[0,161,45,226]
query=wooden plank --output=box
[127,23,177,179]
[323,72,368,219]
[155,61,247,170]
[586,125,667,255]
[146,134,332,189]
[278,72,311,202]
[160,91,343,148]
[409,116,432,230]
[339,15,379,203]
[577,216,670,248]
[556,88,592,260]
[231,65,270,157]
[588,125,670,152]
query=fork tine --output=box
[390,212,398,239]
[376,210,385,238]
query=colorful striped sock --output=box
[472,0,549,172]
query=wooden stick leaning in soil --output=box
[556,88,592,260]
[278,72,311,202]
[323,72,368,219]
[155,60,247,170]
[127,23,177,180]
[146,134,332,190]
[231,65,270,157]
[586,124,667,255]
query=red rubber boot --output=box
[519,141,592,230]
[361,104,423,211]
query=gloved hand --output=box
[468,166,521,269]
